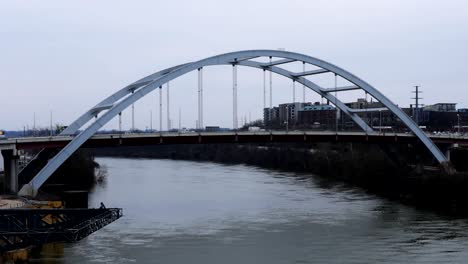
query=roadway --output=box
[1,130,467,151]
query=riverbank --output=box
[0,150,116,258]
[16,149,103,199]
[92,143,468,215]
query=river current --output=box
[32,157,468,263]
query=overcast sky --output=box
[1,0,467,131]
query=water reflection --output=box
[24,158,468,263]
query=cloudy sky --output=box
[1,0,467,131]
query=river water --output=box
[33,157,468,263]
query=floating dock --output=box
[0,207,122,252]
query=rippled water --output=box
[32,158,468,263]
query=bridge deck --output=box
[1,131,467,150]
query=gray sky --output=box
[1,0,467,131]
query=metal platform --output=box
[0,208,122,252]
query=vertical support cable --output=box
[131,91,135,132]
[159,86,163,132]
[233,64,238,129]
[263,69,266,109]
[118,112,122,132]
[334,74,338,132]
[197,68,201,129]
[292,80,296,103]
[269,56,273,109]
[302,62,306,103]
[166,82,170,130]
[200,68,204,129]
[365,92,368,134]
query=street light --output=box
[379,110,382,134]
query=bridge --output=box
[1,131,467,150]
[0,49,456,197]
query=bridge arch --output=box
[19,50,449,196]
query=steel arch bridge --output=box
[18,50,450,196]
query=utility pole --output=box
[412,85,423,126]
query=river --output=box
[32,157,468,263]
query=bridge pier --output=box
[442,143,458,162]
[1,149,20,194]
[445,148,451,162]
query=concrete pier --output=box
[1,149,19,194]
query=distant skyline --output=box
[1,0,467,130]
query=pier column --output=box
[442,143,458,162]
[1,149,19,194]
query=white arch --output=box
[19,50,449,196]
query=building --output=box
[342,98,396,130]
[410,103,458,131]
[423,103,456,112]
[264,98,463,132]
[278,102,311,124]
[205,126,221,132]
[264,102,314,128]
[264,101,340,129]
[297,103,336,129]
[263,107,280,127]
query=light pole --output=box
[150,110,153,132]
[49,110,53,136]
[33,112,36,137]
[457,114,461,134]
[379,110,382,134]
